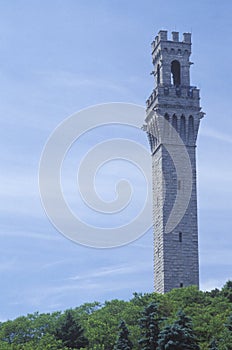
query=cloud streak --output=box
[201,127,232,144]
[67,262,150,281]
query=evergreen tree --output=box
[209,338,218,350]
[225,313,232,332]
[221,314,232,350]
[157,310,199,350]
[55,310,88,349]
[114,320,133,350]
[222,280,232,302]
[138,302,161,350]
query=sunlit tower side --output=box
[144,30,204,293]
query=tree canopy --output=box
[0,282,232,350]
[157,310,199,350]
[114,320,133,350]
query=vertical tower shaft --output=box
[145,30,204,293]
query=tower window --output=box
[179,232,182,242]
[164,113,169,121]
[188,116,194,143]
[180,115,186,141]
[171,60,181,86]
[180,283,183,288]
[172,114,178,131]
[157,64,160,85]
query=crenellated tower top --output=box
[151,30,192,87]
[145,30,204,151]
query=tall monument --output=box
[144,30,204,293]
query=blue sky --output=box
[1,0,232,320]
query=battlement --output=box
[145,85,200,113]
[151,29,193,87]
[152,30,191,51]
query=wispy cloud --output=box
[41,258,79,269]
[36,70,132,95]
[0,173,37,198]
[201,127,232,144]
[67,262,150,281]
[0,259,16,272]
[200,278,227,291]
[11,262,151,310]
[0,229,59,242]
[200,246,232,266]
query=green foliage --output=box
[221,280,232,302]
[85,299,130,350]
[209,338,218,350]
[1,282,232,350]
[157,310,199,350]
[54,309,88,349]
[138,302,161,350]
[114,320,133,350]
[225,313,232,332]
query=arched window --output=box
[164,113,170,138]
[188,116,194,143]
[157,64,160,85]
[172,114,178,131]
[180,115,186,141]
[164,113,169,121]
[171,60,181,86]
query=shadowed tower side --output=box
[144,30,204,293]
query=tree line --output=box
[1,281,232,349]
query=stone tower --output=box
[144,30,204,293]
